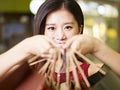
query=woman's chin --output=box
[55,44,65,54]
[55,44,64,49]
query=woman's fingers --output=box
[43,36,56,47]
[63,35,78,49]
[25,35,56,55]
[63,35,95,55]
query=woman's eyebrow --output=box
[64,22,74,25]
[46,23,55,25]
[45,22,74,25]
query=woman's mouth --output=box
[55,41,66,48]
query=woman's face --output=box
[45,9,80,48]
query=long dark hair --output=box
[34,0,84,35]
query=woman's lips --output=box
[54,41,66,47]
[56,41,65,44]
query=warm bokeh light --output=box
[107,28,117,38]
[29,0,45,15]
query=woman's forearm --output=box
[0,35,55,78]
[0,39,30,78]
[93,40,120,75]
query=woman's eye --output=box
[65,26,73,30]
[47,27,55,31]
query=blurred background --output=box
[0,0,120,56]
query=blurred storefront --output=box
[0,13,34,53]
[0,0,120,54]
[0,0,34,53]
[77,0,120,53]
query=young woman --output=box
[33,0,120,77]
[0,0,120,87]
[33,0,105,85]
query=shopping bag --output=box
[0,62,48,90]
[0,62,32,90]
[91,66,120,90]
[1,48,120,90]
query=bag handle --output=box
[74,50,106,75]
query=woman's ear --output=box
[79,25,84,34]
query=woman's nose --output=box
[56,30,66,40]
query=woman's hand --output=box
[0,35,56,77]
[63,35,100,55]
[23,35,56,56]
[64,35,120,75]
